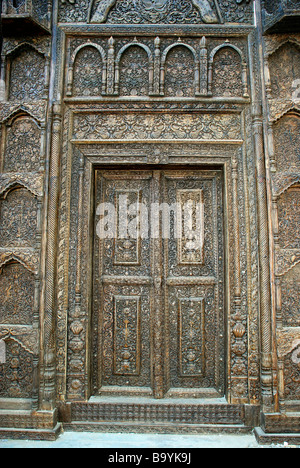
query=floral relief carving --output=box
[0,338,34,399]
[281,264,300,327]
[4,116,41,172]
[277,187,300,250]
[119,46,149,96]
[73,113,242,141]
[0,261,35,326]
[73,46,103,97]
[273,113,300,173]
[164,46,196,97]
[269,42,300,102]
[9,47,45,102]
[0,187,38,249]
[212,47,244,97]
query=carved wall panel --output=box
[273,114,300,173]
[212,47,244,97]
[3,116,41,173]
[284,350,300,401]
[0,261,35,326]
[8,46,45,102]
[281,264,300,327]
[269,42,300,102]
[73,46,104,97]
[0,187,38,248]
[119,46,149,97]
[277,187,300,250]
[164,46,196,97]
[59,0,254,24]
[0,338,34,399]
[74,112,242,141]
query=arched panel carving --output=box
[8,46,46,102]
[269,42,300,101]
[211,46,244,97]
[0,186,38,248]
[72,45,104,97]
[273,113,300,172]
[3,115,41,172]
[118,45,151,96]
[0,261,35,326]
[0,338,34,399]
[281,264,300,327]
[277,185,300,250]
[284,349,300,402]
[163,45,197,97]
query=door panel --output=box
[93,171,153,394]
[163,171,225,396]
[93,169,225,398]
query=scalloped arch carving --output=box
[3,114,41,172]
[118,45,151,97]
[0,260,35,326]
[273,112,300,173]
[163,44,197,97]
[0,186,38,248]
[211,46,244,98]
[72,45,105,97]
[269,42,300,101]
[277,185,300,250]
[8,45,46,102]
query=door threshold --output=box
[89,395,227,405]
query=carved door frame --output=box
[55,110,260,406]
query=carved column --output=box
[107,37,115,95]
[151,171,164,398]
[41,103,62,411]
[252,101,274,412]
[231,155,248,402]
[68,153,86,400]
[0,55,6,101]
[199,36,208,96]
[152,37,161,96]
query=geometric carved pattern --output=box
[277,187,300,250]
[4,116,41,172]
[0,261,35,326]
[0,187,38,248]
[212,47,244,97]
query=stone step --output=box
[262,412,300,434]
[69,401,245,426]
[64,420,252,435]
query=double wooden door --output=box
[92,169,225,398]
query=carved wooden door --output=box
[93,169,225,399]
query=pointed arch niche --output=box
[0,184,39,249]
[1,110,43,173]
